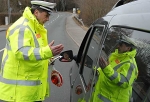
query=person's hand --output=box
[99,57,108,69]
[49,40,64,56]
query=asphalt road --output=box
[0,12,79,102]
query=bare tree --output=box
[1,0,118,26]
[74,0,118,26]
[0,0,8,13]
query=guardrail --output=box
[74,14,85,27]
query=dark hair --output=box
[31,5,48,14]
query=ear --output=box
[34,9,39,16]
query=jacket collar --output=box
[22,7,45,31]
[112,49,137,58]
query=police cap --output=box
[31,0,56,14]
[119,35,137,47]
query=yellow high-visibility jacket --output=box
[91,49,138,102]
[0,7,53,102]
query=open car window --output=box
[79,25,105,93]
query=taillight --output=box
[75,85,82,95]
[51,75,59,85]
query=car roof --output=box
[107,0,150,16]
[96,0,150,31]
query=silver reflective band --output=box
[33,48,42,60]
[6,40,11,50]
[19,47,42,60]
[109,60,136,86]
[114,61,130,71]
[1,39,11,75]
[9,18,28,36]
[110,61,130,81]
[26,26,39,48]
[118,63,135,86]
[109,71,118,80]
[19,47,31,60]
[126,63,135,80]
[98,94,111,102]
[118,74,128,86]
[0,75,41,86]
[8,18,39,48]
[1,54,8,75]
[16,20,41,60]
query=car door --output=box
[70,23,108,102]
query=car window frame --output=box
[78,24,107,93]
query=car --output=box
[60,0,150,102]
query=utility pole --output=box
[7,0,10,24]
[7,0,12,24]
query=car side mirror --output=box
[59,50,73,62]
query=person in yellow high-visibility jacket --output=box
[91,35,138,102]
[0,1,64,102]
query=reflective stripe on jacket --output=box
[92,49,138,102]
[0,7,53,102]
